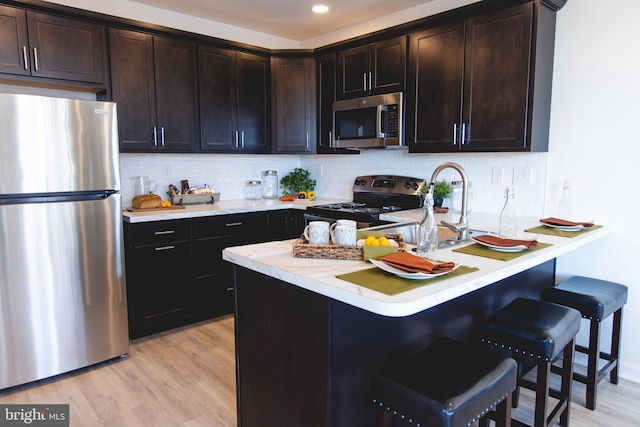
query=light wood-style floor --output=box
[0,315,638,426]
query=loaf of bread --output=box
[132,194,162,209]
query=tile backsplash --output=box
[120,150,548,217]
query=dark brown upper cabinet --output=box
[271,56,316,154]
[0,6,105,85]
[336,36,406,100]
[199,46,270,153]
[407,2,554,153]
[109,29,198,152]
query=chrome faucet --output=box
[429,162,470,241]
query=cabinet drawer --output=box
[195,212,268,238]
[130,220,191,246]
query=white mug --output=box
[330,219,357,231]
[303,221,330,245]
[331,225,357,246]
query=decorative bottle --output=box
[416,193,438,260]
[499,186,517,238]
[559,180,572,219]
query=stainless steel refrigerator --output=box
[0,93,129,390]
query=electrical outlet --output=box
[513,167,531,186]
[491,167,503,185]
[161,164,172,179]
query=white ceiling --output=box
[129,0,439,41]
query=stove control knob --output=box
[412,182,419,190]
[355,179,367,186]
[404,181,412,189]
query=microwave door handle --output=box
[378,105,387,138]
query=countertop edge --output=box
[222,217,613,317]
[122,198,346,223]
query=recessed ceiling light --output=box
[312,5,329,14]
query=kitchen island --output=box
[223,213,611,427]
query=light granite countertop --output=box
[222,212,612,317]
[122,197,348,223]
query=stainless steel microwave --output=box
[332,92,403,149]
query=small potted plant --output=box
[432,179,452,207]
[280,167,316,199]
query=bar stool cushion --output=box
[541,276,628,321]
[480,298,581,361]
[372,337,517,427]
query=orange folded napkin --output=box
[379,252,455,274]
[540,217,594,228]
[473,234,538,249]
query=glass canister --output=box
[245,180,262,200]
[450,180,473,214]
[262,170,278,199]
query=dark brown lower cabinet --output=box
[124,210,298,338]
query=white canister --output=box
[262,170,278,199]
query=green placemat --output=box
[336,265,479,296]
[524,224,602,238]
[452,242,553,261]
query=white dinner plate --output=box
[539,222,585,232]
[472,236,529,253]
[370,258,460,280]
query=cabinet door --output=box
[26,12,105,84]
[370,36,406,95]
[271,57,315,153]
[268,210,305,240]
[153,36,198,152]
[317,53,335,153]
[462,3,533,151]
[236,52,270,152]
[336,45,369,99]
[0,6,29,76]
[199,45,238,151]
[128,240,193,338]
[406,22,465,152]
[109,28,156,151]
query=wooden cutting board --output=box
[124,206,186,212]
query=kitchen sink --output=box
[364,221,488,248]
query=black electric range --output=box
[305,175,426,228]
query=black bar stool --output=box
[478,298,581,427]
[541,276,628,410]
[372,337,517,427]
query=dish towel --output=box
[473,234,538,249]
[540,217,594,227]
[379,252,455,274]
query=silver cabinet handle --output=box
[154,230,175,235]
[461,123,467,145]
[33,48,39,71]
[225,222,242,227]
[160,126,165,147]
[226,287,234,292]
[329,130,332,147]
[234,130,239,148]
[155,245,175,251]
[306,132,309,149]
[363,72,367,92]
[369,71,372,92]
[152,127,158,146]
[240,131,245,148]
[453,124,457,145]
[22,46,28,70]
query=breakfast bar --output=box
[222,213,611,427]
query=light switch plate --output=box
[513,167,531,186]
[491,167,503,185]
